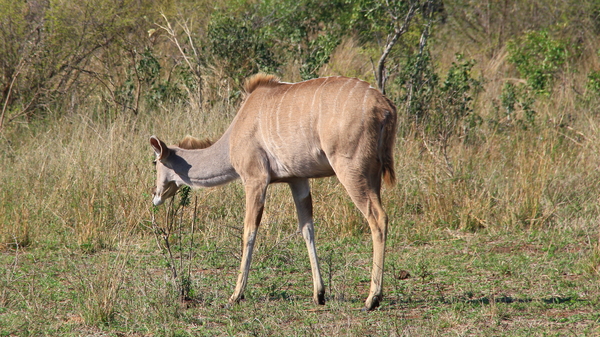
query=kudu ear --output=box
[150,136,170,161]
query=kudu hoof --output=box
[363,296,381,311]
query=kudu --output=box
[150,74,397,310]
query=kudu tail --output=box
[380,100,398,187]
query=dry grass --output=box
[0,97,237,251]
[319,36,375,81]
[1,30,599,259]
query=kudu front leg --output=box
[289,179,325,305]
[228,180,267,305]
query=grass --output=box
[1,221,599,335]
[3,39,600,335]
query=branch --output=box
[0,59,24,132]
[375,2,419,95]
[67,65,139,115]
[157,13,204,79]
[156,13,203,109]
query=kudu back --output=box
[150,74,397,310]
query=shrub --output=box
[507,30,568,94]
[586,70,600,96]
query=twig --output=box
[68,64,139,115]
[422,136,454,179]
[157,13,196,78]
[305,308,332,312]
[0,59,26,133]
[187,196,198,289]
[151,192,201,301]
[151,201,178,280]
[156,13,203,110]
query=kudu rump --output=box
[150,74,397,310]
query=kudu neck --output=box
[170,130,239,188]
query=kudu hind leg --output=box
[337,173,388,310]
[229,180,268,305]
[363,194,388,310]
[289,179,325,305]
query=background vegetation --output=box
[2,0,600,335]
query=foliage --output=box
[394,49,483,184]
[0,0,445,119]
[445,0,595,58]
[586,69,600,96]
[507,30,568,94]
[434,55,482,141]
[497,82,536,129]
[398,51,481,148]
[300,33,341,80]
[258,0,353,80]
[207,9,280,81]
[206,0,356,81]
[349,0,442,44]
[398,49,439,122]
[352,0,445,94]
[0,0,165,125]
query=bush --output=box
[0,0,164,124]
[497,82,536,130]
[587,70,600,96]
[398,52,481,143]
[507,30,568,94]
[207,10,280,81]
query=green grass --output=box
[2,219,600,336]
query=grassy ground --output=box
[2,214,599,335]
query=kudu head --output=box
[150,136,180,206]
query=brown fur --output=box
[178,136,213,150]
[243,73,281,94]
